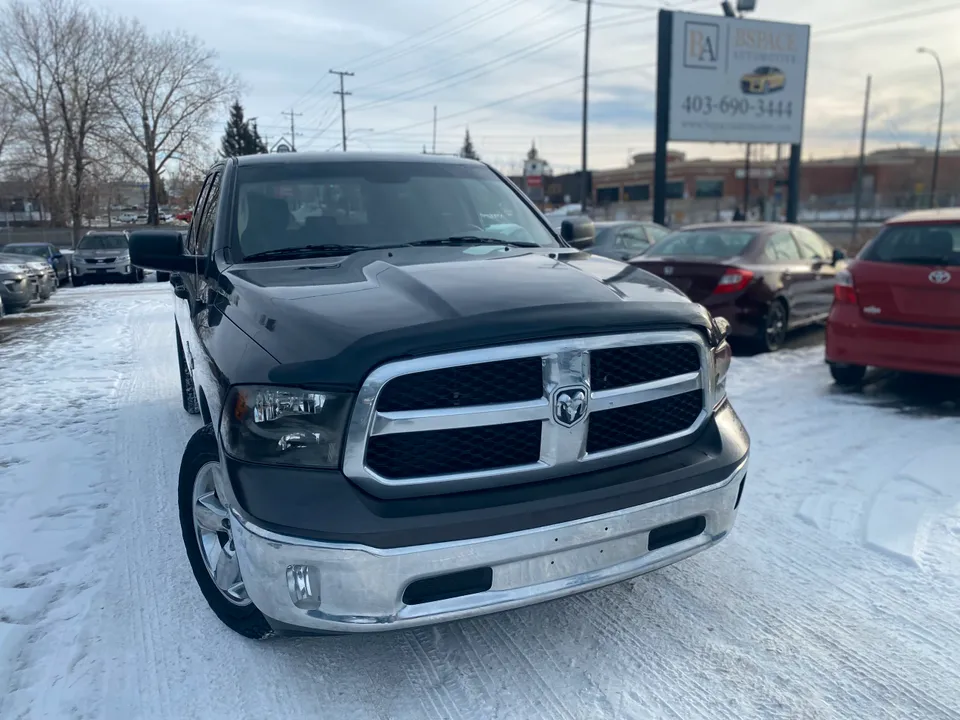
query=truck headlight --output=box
[221,386,353,468]
[709,317,732,409]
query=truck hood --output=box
[219,246,715,389]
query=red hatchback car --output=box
[826,208,960,385]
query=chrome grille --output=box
[343,330,712,495]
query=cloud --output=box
[83,0,960,170]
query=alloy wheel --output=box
[192,461,250,606]
[765,303,787,350]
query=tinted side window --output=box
[765,232,802,261]
[187,175,214,255]
[195,172,222,256]
[794,228,831,260]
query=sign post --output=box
[654,9,810,224]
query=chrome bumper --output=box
[232,458,747,634]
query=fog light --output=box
[286,564,321,609]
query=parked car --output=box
[72,231,144,285]
[0,255,36,315]
[0,241,71,284]
[585,221,670,261]
[128,152,749,639]
[20,259,56,299]
[629,222,846,352]
[175,210,193,223]
[117,212,137,224]
[826,208,960,385]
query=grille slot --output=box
[377,357,543,412]
[366,421,542,480]
[591,343,701,391]
[586,390,704,454]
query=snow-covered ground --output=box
[2,285,959,720]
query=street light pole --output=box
[918,47,945,208]
[579,0,592,213]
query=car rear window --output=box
[860,224,960,266]
[649,230,757,258]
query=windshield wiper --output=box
[242,244,387,262]
[407,236,542,248]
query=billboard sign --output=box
[668,11,810,144]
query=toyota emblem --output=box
[663,266,674,276]
[929,269,952,285]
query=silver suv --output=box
[72,231,144,285]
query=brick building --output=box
[588,147,960,223]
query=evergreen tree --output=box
[459,128,479,160]
[220,101,267,157]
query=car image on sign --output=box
[740,66,786,95]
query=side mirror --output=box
[560,219,595,250]
[831,248,846,265]
[129,230,205,274]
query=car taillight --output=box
[833,269,857,304]
[714,268,754,294]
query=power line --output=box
[330,70,355,151]
[350,0,574,96]
[343,0,501,69]
[814,2,960,38]
[351,0,529,73]
[366,62,654,139]
[349,5,660,114]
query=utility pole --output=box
[281,109,302,151]
[330,69,354,152]
[579,0,592,213]
[432,105,437,154]
[743,143,751,219]
[852,75,872,245]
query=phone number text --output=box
[679,95,794,119]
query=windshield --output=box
[648,229,757,258]
[860,224,960,266]
[234,161,558,257]
[78,235,129,250]
[2,244,47,257]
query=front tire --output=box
[756,299,789,353]
[179,426,273,639]
[830,363,866,387]
[156,271,170,283]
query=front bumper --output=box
[232,458,747,634]
[0,276,33,309]
[826,306,960,377]
[73,260,133,278]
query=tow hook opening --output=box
[648,516,707,552]
[402,567,494,606]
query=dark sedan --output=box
[629,223,846,351]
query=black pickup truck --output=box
[130,153,749,639]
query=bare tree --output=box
[0,94,20,168]
[109,26,236,225]
[0,0,66,226]
[41,0,132,244]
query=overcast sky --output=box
[89,0,959,174]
